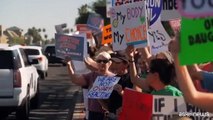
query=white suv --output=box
[23,46,48,79]
[0,45,40,120]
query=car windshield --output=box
[45,46,55,54]
[0,51,14,69]
[24,49,40,55]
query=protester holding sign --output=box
[105,53,140,119]
[126,46,182,96]
[66,51,115,120]
[169,31,213,113]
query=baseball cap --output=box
[110,53,128,64]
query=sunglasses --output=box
[96,59,110,64]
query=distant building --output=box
[3,26,24,44]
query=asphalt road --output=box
[5,64,84,120]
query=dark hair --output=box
[149,59,175,85]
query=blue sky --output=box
[0,0,96,39]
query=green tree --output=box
[43,28,46,32]
[27,27,42,44]
[44,34,48,40]
[75,4,90,24]
[11,37,25,45]
[92,0,110,25]
[75,0,110,25]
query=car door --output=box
[19,48,38,98]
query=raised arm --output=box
[67,60,87,86]
[126,46,150,91]
[84,57,98,71]
[169,36,213,112]
[137,47,153,64]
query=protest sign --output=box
[178,0,213,18]
[148,19,171,55]
[110,1,147,51]
[146,0,163,26]
[55,34,86,61]
[161,0,181,21]
[87,13,104,29]
[55,23,68,34]
[88,76,120,99]
[119,88,153,120]
[119,88,213,120]
[112,0,144,6]
[76,24,100,39]
[179,17,213,65]
[102,24,112,45]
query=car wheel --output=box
[16,88,30,120]
[31,82,40,109]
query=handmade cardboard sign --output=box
[88,76,120,99]
[178,0,213,18]
[148,19,171,55]
[102,24,112,45]
[110,1,147,51]
[161,0,181,21]
[179,17,213,65]
[55,34,86,61]
[146,0,163,26]
[119,88,213,120]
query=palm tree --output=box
[44,34,48,40]
[42,28,46,32]
[38,28,41,32]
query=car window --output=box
[0,50,14,69]
[13,49,22,69]
[19,48,30,67]
[45,46,55,54]
[24,49,40,56]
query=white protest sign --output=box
[110,1,147,51]
[152,95,212,120]
[178,0,213,18]
[112,0,144,6]
[88,76,120,99]
[146,0,163,26]
[148,18,171,55]
[161,0,181,21]
[120,89,213,120]
[153,95,186,115]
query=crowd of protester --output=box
[66,31,213,120]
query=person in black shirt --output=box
[104,53,140,119]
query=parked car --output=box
[43,44,66,66]
[0,45,40,120]
[23,46,48,79]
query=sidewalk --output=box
[72,90,86,120]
